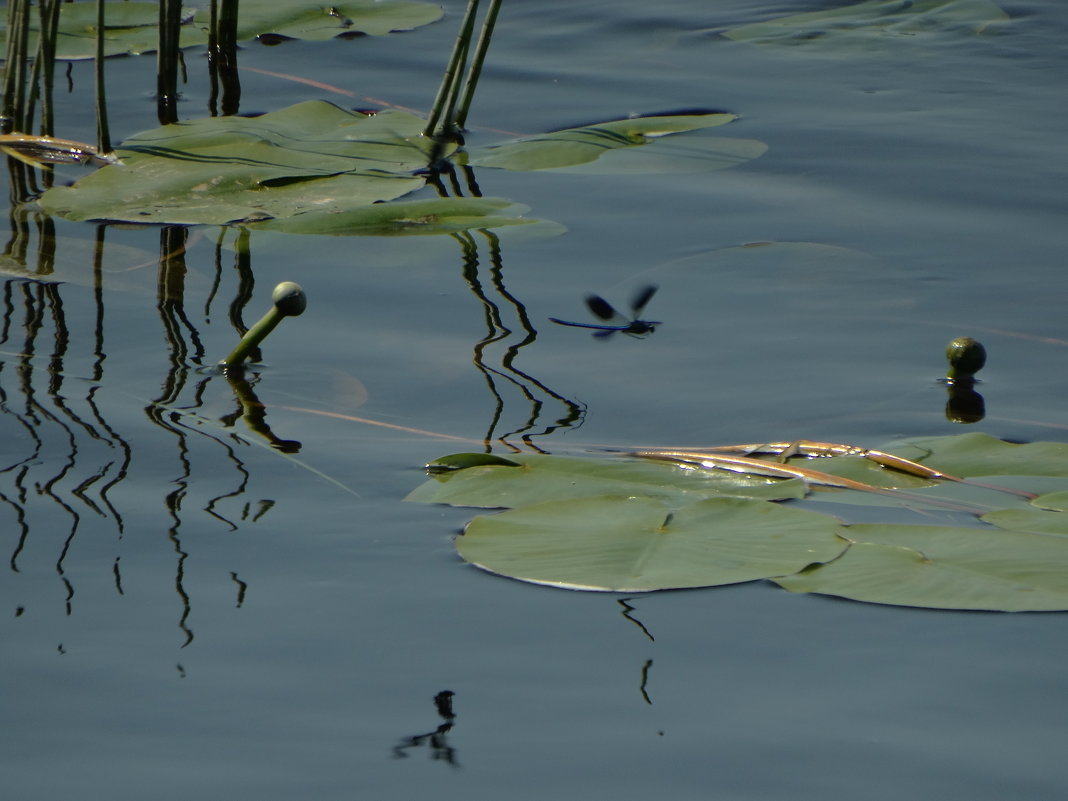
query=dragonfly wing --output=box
[585,294,621,322]
[629,284,658,316]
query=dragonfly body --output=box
[550,284,660,338]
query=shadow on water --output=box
[393,690,460,767]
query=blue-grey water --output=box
[2,1,1067,798]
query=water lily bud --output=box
[272,281,307,317]
[945,337,986,380]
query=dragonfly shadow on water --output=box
[550,284,661,338]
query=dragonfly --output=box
[549,284,661,338]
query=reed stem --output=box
[95,0,111,151]
[455,0,502,130]
[424,0,481,139]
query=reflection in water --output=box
[639,659,654,706]
[944,379,985,424]
[393,690,459,768]
[0,216,287,646]
[618,597,655,642]
[221,366,302,452]
[454,228,585,452]
[428,160,584,451]
[2,211,131,622]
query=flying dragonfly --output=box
[549,284,661,338]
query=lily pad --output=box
[406,452,807,509]
[414,433,1068,610]
[458,495,847,592]
[209,0,444,41]
[41,105,763,227]
[722,0,1009,50]
[774,523,1068,612]
[882,432,1068,478]
[463,113,766,173]
[39,103,438,225]
[0,0,443,60]
[248,197,540,236]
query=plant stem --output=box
[2,0,32,133]
[455,0,502,130]
[38,0,61,138]
[222,282,307,367]
[424,0,481,140]
[157,0,183,124]
[95,0,111,152]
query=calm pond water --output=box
[3,1,1068,798]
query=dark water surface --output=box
[3,1,1067,798]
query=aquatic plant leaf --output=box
[774,523,1068,612]
[212,0,444,41]
[249,197,539,236]
[881,432,1068,478]
[39,103,437,225]
[0,0,442,60]
[415,433,1068,609]
[463,114,765,173]
[457,496,847,592]
[406,452,806,509]
[1029,491,1068,513]
[0,2,207,60]
[722,0,1009,49]
[980,507,1068,536]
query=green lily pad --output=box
[1029,490,1068,513]
[406,452,807,509]
[39,102,438,225]
[882,432,1068,478]
[458,495,847,592]
[774,523,1068,612]
[980,507,1068,536]
[248,197,540,236]
[208,0,445,41]
[40,105,761,227]
[0,2,205,61]
[463,113,766,173]
[0,0,443,60]
[723,0,1009,50]
[415,433,1068,610]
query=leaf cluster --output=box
[407,434,1068,611]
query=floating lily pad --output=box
[39,103,439,225]
[211,0,444,41]
[406,452,807,509]
[722,0,1009,50]
[41,105,763,228]
[248,197,539,236]
[458,495,847,592]
[463,113,766,174]
[774,523,1068,612]
[882,432,1068,478]
[413,433,1068,611]
[0,0,443,60]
